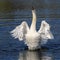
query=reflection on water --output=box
[18,50,53,60]
[0,50,53,60]
[19,50,41,60]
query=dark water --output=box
[0,9,60,60]
[0,49,60,60]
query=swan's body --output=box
[10,9,54,50]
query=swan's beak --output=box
[32,6,35,10]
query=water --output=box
[0,50,55,60]
[0,49,60,60]
[0,5,60,60]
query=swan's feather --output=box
[10,21,29,41]
[38,20,54,44]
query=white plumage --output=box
[10,9,54,50]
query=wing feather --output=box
[38,20,54,45]
[10,21,29,41]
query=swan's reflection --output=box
[0,50,53,60]
[18,50,53,60]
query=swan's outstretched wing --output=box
[38,20,54,45]
[10,21,29,41]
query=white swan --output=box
[10,8,54,50]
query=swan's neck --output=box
[30,10,37,31]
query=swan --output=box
[10,8,54,50]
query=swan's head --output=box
[31,6,36,22]
[40,20,54,39]
[32,6,36,12]
[32,6,35,10]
